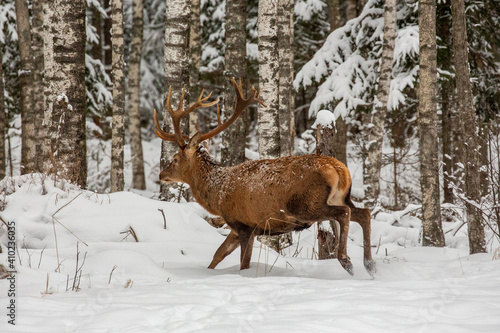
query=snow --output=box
[1,175,500,332]
[311,109,336,129]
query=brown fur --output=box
[160,134,376,276]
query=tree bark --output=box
[345,0,358,21]
[0,46,5,179]
[221,0,247,167]
[315,119,340,259]
[161,0,190,200]
[364,0,396,208]
[110,0,126,192]
[42,0,87,186]
[451,0,486,253]
[15,0,36,174]
[31,0,45,173]
[258,0,280,159]
[127,0,146,190]
[278,0,294,157]
[91,1,103,61]
[418,0,445,247]
[189,0,201,137]
[103,0,113,80]
[330,0,351,165]
[441,84,454,203]
[478,123,489,198]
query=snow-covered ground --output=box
[1,174,500,332]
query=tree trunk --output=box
[127,0,146,190]
[257,0,294,252]
[364,0,396,208]
[0,46,5,179]
[110,0,126,192]
[258,0,280,159]
[278,0,294,157]
[478,123,489,198]
[104,0,113,80]
[188,0,201,138]
[331,0,354,165]
[345,0,358,21]
[418,0,445,247]
[91,1,103,61]
[15,0,36,174]
[315,118,340,259]
[221,0,247,167]
[161,0,190,200]
[441,78,454,203]
[31,0,45,173]
[451,0,486,254]
[42,0,87,186]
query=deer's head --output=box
[154,78,265,184]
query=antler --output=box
[154,86,219,147]
[198,78,267,142]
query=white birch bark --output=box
[161,0,190,200]
[278,0,294,157]
[42,0,87,186]
[189,0,201,136]
[364,0,396,208]
[0,46,5,179]
[258,0,280,159]
[418,0,445,246]
[110,0,126,192]
[127,0,146,190]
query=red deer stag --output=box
[154,79,375,276]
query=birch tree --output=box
[278,0,294,157]
[42,0,87,186]
[258,0,280,159]
[14,0,35,174]
[221,0,247,166]
[127,0,146,190]
[451,0,486,253]
[110,0,126,192]
[364,0,396,207]
[257,0,296,251]
[161,0,190,200]
[418,0,445,246]
[0,46,5,179]
[189,0,201,136]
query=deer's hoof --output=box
[364,259,376,276]
[341,257,354,276]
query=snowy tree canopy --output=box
[294,0,419,120]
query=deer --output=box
[154,78,376,276]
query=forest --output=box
[0,0,500,331]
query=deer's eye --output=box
[173,158,179,164]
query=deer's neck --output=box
[187,149,227,216]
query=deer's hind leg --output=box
[208,230,240,269]
[349,206,376,275]
[327,205,353,275]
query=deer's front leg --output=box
[208,230,240,269]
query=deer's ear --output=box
[188,132,202,150]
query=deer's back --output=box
[217,154,351,233]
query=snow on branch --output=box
[294,0,419,119]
